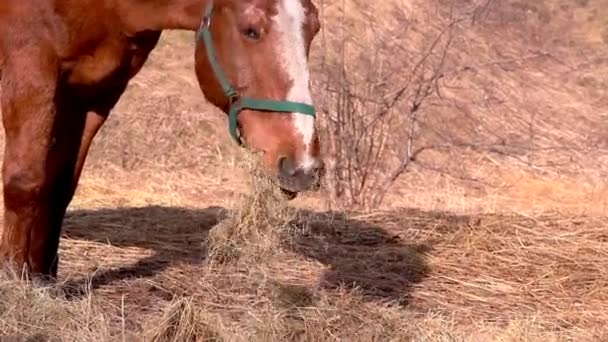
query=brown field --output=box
[2,0,608,340]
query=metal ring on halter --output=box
[228,92,240,105]
[202,15,211,30]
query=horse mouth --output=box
[280,188,299,200]
[277,176,322,200]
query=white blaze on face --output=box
[273,0,316,168]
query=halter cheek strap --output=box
[197,1,316,146]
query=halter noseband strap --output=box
[197,1,316,146]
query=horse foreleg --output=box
[2,108,104,281]
[44,110,107,278]
[39,110,107,278]
[72,111,106,189]
[0,47,62,280]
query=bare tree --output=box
[314,1,470,208]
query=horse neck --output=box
[123,0,209,32]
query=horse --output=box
[0,0,324,283]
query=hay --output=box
[0,269,112,342]
[205,152,293,266]
[145,297,226,342]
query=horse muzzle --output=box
[276,155,324,198]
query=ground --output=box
[1,0,608,341]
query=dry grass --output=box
[0,269,113,341]
[1,0,608,341]
[5,205,607,340]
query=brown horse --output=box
[0,0,324,282]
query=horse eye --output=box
[242,27,261,40]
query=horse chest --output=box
[63,42,129,86]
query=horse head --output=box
[193,0,324,198]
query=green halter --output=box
[197,1,316,145]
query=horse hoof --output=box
[30,274,57,288]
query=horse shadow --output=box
[59,205,462,305]
[60,205,227,295]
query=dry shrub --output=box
[313,0,479,209]
[205,151,294,265]
[0,269,111,342]
[311,0,608,210]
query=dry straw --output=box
[0,268,112,342]
[205,150,295,266]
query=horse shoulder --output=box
[55,2,161,88]
[1,0,162,92]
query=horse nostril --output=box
[278,156,297,177]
